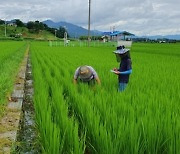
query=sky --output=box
[0,0,180,36]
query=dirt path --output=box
[14,53,40,153]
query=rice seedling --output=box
[30,41,180,154]
[0,41,27,117]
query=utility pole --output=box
[55,29,57,39]
[88,0,91,47]
[64,31,67,46]
[5,20,7,37]
[113,26,115,32]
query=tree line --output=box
[0,19,69,38]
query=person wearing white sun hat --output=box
[73,65,101,85]
[111,45,132,91]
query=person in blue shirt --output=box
[112,45,132,91]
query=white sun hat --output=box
[113,45,130,54]
[79,66,92,80]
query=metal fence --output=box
[48,40,117,47]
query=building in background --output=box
[102,31,135,42]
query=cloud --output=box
[0,0,180,35]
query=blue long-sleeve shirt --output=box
[119,69,132,74]
[118,58,132,83]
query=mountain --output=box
[148,35,180,40]
[43,20,102,38]
[135,34,180,40]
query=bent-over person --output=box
[73,65,100,85]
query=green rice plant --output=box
[0,41,27,116]
[30,41,180,154]
[31,46,85,154]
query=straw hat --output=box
[113,45,129,54]
[79,66,92,80]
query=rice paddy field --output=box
[30,42,180,154]
[0,41,27,116]
[0,41,180,153]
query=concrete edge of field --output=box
[0,46,29,154]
